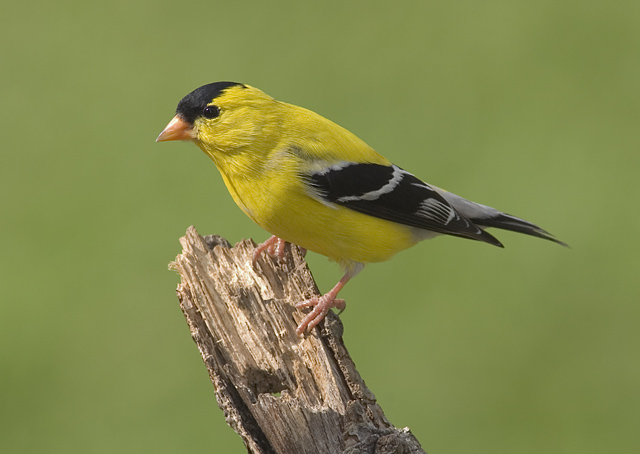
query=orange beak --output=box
[156,116,196,142]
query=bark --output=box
[170,226,426,454]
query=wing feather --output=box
[304,162,503,247]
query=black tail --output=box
[474,213,568,247]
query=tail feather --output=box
[433,187,568,247]
[473,213,568,247]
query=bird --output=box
[157,81,566,335]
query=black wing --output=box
[305,162,503,247]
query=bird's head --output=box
[157,82,280,160]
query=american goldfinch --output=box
[157,82,566,335]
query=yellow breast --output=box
[220,159,418,266]
[196,96,419,266]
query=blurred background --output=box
[1,1,638,452]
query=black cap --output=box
[176,82,245,124]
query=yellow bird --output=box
[157,82,565,335]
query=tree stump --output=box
[170,226,426,454]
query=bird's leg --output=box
[294,271,354,335]
[253,235,289,263]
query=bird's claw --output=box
[295,295,346,335]
[253,235,288,264]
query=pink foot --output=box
[253,235,288,264]
[293,270,355,335]
[295,295,346,335]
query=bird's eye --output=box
[202,105,220,119]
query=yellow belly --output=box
[267,202,418,265]
[222,170,418,266]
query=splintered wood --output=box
[171,226,425,454]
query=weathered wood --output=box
[171,226,426,454]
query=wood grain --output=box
[170,226,426,454]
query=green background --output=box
[2,1,638,452]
